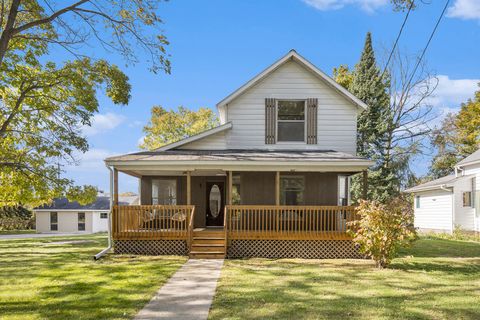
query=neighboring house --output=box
[105,50,374,259]
[34,194,139,234]
[406,149,480,234]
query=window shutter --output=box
[306,98,318,144]
[265,98,276,144]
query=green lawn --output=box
[0,229,36,235]
[209,238,480,320]
[0,234,187,320]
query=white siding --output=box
[92,211,109,233]
[414,190,453,232]
[223,60,358,154]
[178,131,227,150]
[182,60,359,153]
[35,211,94,233]
[453,177,476,231]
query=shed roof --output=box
[404,174,474,193]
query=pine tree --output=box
[348,32,392,202]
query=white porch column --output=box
[275,171,280,205]
[228,171,233,205]
[113,168,119,206]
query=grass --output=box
[0,234,187,320]
[209,237,480,320]
[0,229,36,235]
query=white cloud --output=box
[128,120,144,128]
[81,112,126,136]
[66,148,114,172]
[447,0,480,21]
[428,75,479,111]
[302,0,388,12]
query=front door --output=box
[206,181,225,226]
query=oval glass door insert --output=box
[209,184,221,218]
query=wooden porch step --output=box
[193,231,224,237]
[192,238,225,245]
[191,244,225,252]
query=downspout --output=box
[94,164,114,260]
[440,184,455,234]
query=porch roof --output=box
[105,149,373,175]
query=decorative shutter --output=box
[265,98,276,144]
[306,98,318,144]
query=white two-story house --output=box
[104,50,373,259]
[406,150,480,234]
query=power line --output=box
[382,0,416,77]
[406,0,451,88]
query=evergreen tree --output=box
[348,33,392,202]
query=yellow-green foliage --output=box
[140,106,219,150]
[349,199,417,268]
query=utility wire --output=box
[381,0,416,78]
[405,0,451,88]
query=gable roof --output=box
[404,174,475,193]
[457,148,480,167]
[34,195,139,211]
[216,49,368,111]
[156,122,232,152]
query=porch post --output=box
[362,170,368,200]
[228,171,233,205]
[186,171,191,205]
[113,168,119,206]
[275,171,280,205]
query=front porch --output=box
[107,150,370,258]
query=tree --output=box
[334,34,437,203]
[390,0,415,11]
[349,198,417,268]
[429,85,480,177]
[0,1,171,207]
[140,106,219,150]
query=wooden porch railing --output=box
[225,205,357,240]
[112,205,195,240]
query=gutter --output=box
[93,164,114,260]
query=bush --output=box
[0,206,34,231]
[348,198,417,268]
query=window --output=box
[416,196,420,208]
[338,175,349,206]
[100,212,108,219]
[78,212,85,231]
[152,179,177,205]
[277,100,305,142]
[463,192,472,207]
[280,176,305,205]
[232,174,241,205]
[50,212,58,231]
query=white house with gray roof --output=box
[406,149,480,233]
[103,50,375,259]
[34,194,139,234]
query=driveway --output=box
[0,233,95,240]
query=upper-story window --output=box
[277,100,305,142]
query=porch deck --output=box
[112,205,356,241]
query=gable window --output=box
[78,212,86,231]
[280,176,305,205]
[416,196,420,209]
[277,100,305,142]
[152,179,177,205]
[100,212,108,219]
[50,212,58,231]
[463,192,472,207]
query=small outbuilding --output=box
[34,194,138,234]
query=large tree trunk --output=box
[0,0,20,67]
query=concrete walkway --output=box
[0,232,90,240]
[135,259,224,320]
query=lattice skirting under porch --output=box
[227,240,363,259]
[114,240,188,256]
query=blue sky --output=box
[62,0,480,193]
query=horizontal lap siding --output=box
[414,190,453,232]
[453,178,475,231]
[178,131,227,150]
[225,60,358,153]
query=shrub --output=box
[0,206,34,231]
[348,198,417,268]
